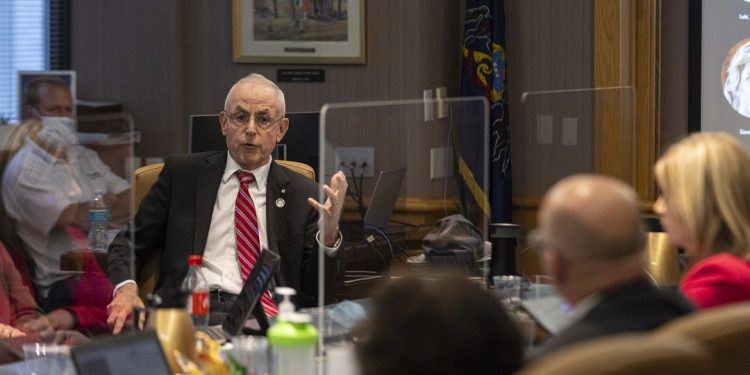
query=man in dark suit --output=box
[526,175,693,360]
[106,73,347,333]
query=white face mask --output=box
[41,116,77,133]
[38,116,78,148]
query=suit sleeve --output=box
[108,158,173,285]
[679,256,750,309]
[298,181,341,307]
[299,202,321,302]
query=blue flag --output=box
[459,0,511,224]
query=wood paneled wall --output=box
[72,0,461,158]
[506,0,596,229]
[594,0,660,201]
[660,0,689,154]
[506,0,595,199]
[71,1,690,232]
[508,0,666,231]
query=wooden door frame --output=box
[594,0,661,203]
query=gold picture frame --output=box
[232,0,366,64]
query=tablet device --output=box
[71,330,171,375]
[200,249,281,340]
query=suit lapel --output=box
[194,152,226,255]
[266,162,292,254]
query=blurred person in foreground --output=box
[0,242,87,364]
[0,241,48,338]
[654,132,750,309]
[527,175,693,360]
[355,274,523,375]
[0,77,128,333]
[106,73,347,333]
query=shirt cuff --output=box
[113,280,138,299]
[316,230,343,257]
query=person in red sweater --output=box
[653,132,750,309]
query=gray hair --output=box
[224,73,286,117]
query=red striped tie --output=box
[235,171,279,317]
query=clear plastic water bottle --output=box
[88,190,109,252]
[181,255,209,328]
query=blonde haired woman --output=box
[654,132,750,309]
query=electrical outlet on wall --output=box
[430,147,453,179]
[436,86,448,119]
[423,89,434,122]
[335,147,374,177]
[536,114,553,145]
[561,117,578,146]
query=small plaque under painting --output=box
[277,69,325,83]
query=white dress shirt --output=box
[200,154,272,294]
[2,138,129,295]
[115,153,341,296]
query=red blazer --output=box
[680,253,750,309]
[0,243,38,326]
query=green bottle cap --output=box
[268,314,318,347]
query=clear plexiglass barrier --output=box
[0,112,136,338]
[311,97,489,352]
[513,86,636,197]
[512,86,636,275]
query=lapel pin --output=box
[276,198,286,208]
[281,188,286,193]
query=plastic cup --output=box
[524,274,557,300]
[493,275,524,310]
[22,343,71,375]
[231,335,269,375]
[326,343,360,375]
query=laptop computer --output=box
[520,292,575,335]
[362,167,407,229]
[71,330,172,375]
[188,114,226,153]
[201,249,281,341]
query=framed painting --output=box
[232,0,366,64]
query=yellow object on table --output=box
[173,350,203,375]
[195,331,228,375]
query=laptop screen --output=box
[188,114,226,153]
[222,249,281,336]
[363,167,406,229]
[71,331,171,375]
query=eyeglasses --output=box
[224,110,283,130]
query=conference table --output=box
[0,356,73,375]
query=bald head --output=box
[224,73,285,117]
[539,175,645,262]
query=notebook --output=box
[71,330,171,375]
[362,167,407,229]
[201,248,281,341]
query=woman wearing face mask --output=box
[653,132,750,309]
